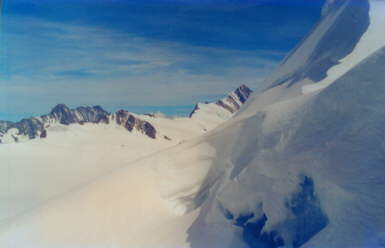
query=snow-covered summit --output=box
[1,1,385,248]
[0,85,252,144]
[49,104,110,125]
[0,104,112,143]
[189,84,253,119]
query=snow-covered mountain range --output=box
[1,0,385,248]
[0,84,252,144]
[0,85,252,224]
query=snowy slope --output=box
[189,84,252,128]
[1,1,385,248]
[0,85,251,222]
[0,124,218,248]
[188,1,385,248]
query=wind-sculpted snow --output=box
[262,0,369,90]
[187,47,385,248]
[215,176,328,248]
[1,1,384,247]
[186,1,385,247]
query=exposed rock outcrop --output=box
[0,84,253,144]
[49,104,109,125]
[114,110,156,139]
[0,104,111,143]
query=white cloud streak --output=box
[0,16,283,116]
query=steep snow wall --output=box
[298,0,368,82]
[193,47,385,248]
[248,0,370,93]
[302,0,385,94]
[0,1,384,248]
[187,1,385,247]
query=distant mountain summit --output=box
[49,104,110,125]
[0,104,157,143]
[2,1,385,247]
[189,84,252,118]
[0,85,252,144]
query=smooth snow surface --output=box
[1,1,385,248]
[190,102,233,125]
[0,120,217,247]
[0,105,234,221]
[0,123,171,221]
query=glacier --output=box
[0,0,385,248]
[0,85,252,223]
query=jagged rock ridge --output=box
[0,85,252,144]
[113,110,156,139]
[50,104,110,125]
[0,105,156,143]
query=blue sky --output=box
[0,0,324,121]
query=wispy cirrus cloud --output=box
[0,15,284,119]
[0,0,324,120]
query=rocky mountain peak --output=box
[1,86,252,143]
[114,110,156,139]
[50,104,76,125]
[74,105,109,124]
[50,104,70,114]
[233,84,253,104]
[190,84,253,118]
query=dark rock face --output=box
[215,84,253,113]
[114,110,157,139]
[14,118,46,139]
[216,100,236,113]
[50,104,77,125]
[126,115,136,132]
[224,97,241,112]
[75,106,110,124]
[115,110,126,126]
[50,104,109,125]
[40,129,47,138]
[189,104,200,118]
[234,85,253,104]
[143,122,156,139]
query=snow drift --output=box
[1,1,385,248]
[187,0,385,247]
